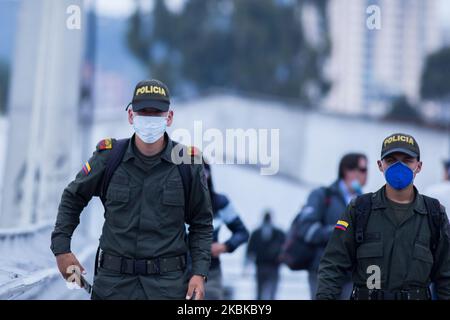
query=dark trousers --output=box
[308,271,353,300]
[205,267,224,300]
[256,264,279,300]
[91,266,188,300]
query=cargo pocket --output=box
[92,269,128,300]
[356,241,383,278]
[161,180,185,228]
[105,183,131,228]
[357,242,383,259]
[413,243,434,264]
[162,180,185,205]
[408,242,434,284]
[158,269,189,300]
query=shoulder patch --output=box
[335,220,349,231]
[187,146,200,157]
[82,161,91,175]
[96,138,113,151]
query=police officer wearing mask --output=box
[50,79,213,300]
[317,133,450,300]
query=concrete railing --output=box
[0,222,97,299]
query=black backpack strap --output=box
[354,193,373,245]
[94,246,100,276]
[100,138,130,205]
[322,185,345,209]
[313,186,332,226]
[323,187,332,207]
[422,195,442,254]
[172,141,197,224]
[178,162,192,223]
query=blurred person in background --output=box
[425,160,450,220]
[296,153,368,299]
[425,159,450,299]
[203,161,249,300]
[246,211,285,300]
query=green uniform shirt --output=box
[387,197,414,226]
[317,186,450,300]
[51,133,213,277]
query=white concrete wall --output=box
[170,94,449,194]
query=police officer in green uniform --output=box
[50,79,213,300]
[317,133,450,300]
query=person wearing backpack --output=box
[203,161,249,300]
[50,79,213,300]
[246,211,285,300]
[317,133,450,300]
[293,153,368,299]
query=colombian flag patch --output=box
[335,220,349,231]
[82,161,91,175]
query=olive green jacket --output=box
[51,134,213,277]
[317,186,450,299]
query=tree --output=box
[421,47,450,101]
[384,95,421,123]
[126,0,331,104]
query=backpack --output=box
[280,190,443,271]
[280,187,333,271]
[353,193,442,255]
[94,138,196,275]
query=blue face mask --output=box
[350,179,363,195]
[384,161,415,190]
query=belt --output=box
[351,287,431,300]
[99,251,186,275]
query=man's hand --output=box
[211,243,228,258]
[186,275,205,300]
[56,252,85,280]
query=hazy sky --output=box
[93,0,450,28]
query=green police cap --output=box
[127,79,170,112]
[381,133,420,160]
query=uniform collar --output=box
[122,133,176,164]
[161,133,176,163]
[373,185,427,214]
[122,135,135,162]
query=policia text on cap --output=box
[50,80,214,300]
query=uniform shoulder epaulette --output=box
[187,146,201,157]
[96,138,113,151]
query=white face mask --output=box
[132,113,167,144]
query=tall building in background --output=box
[324,0,442,116]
